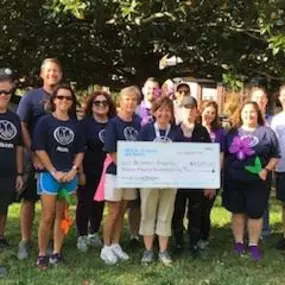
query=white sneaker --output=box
[76,236,88,253]
[100,246,118,265]
[111,244,129,261]
[88,233,103,248]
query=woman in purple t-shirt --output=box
[199,100,225,249]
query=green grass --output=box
[0,196,285,285]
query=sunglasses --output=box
[55,95,73,101]
[0,89,13,96]
[178,90,190,95]
[93,100,109,107]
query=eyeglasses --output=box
[93,100,109,107]
[0,89,12,96]
[55,95,73,101]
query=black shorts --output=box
[276,172,285,203]
[222,178,270,219]
[19,170,39,202]
[0,176,16,215]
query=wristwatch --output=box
[72,165,79,172]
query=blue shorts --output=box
[37,172,78,195]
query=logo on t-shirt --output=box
[0,120,17,141]
[53,127,75,145]
[123,127,138,141]
[240,135,259,147]
[99,129,105,143]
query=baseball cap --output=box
[0,68,13,81]
[182,96,197,108]
[176,82,190,92]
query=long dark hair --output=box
[47,84,77,118]
[84,91,117,119]
[199,100,221,130]
[231,101,264,128]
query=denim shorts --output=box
[37,172,78,195]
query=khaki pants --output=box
[139,188,177,236]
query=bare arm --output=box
[16,146,24,174]
[21,122,32,151]
[62,152,85,182]
[220,153,224,170]
[109,152,117,164]
[35,150,56,173]
[259,158,280,181]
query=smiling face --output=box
[154,104,172,126]
[241,103,259,127]
[250,89,268,113]
[53,88,74,113]
[92,94,110,116]
[202,105,217,125]
[143,80,159,102]
[0,80,13,110]
[183,106,198,124]
[120,91,138,114]
[40,61,62,87]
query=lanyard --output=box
[154,122,171,141]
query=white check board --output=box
[117,142,220,189]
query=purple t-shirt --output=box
[224,126,280,182]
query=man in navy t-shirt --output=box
[16,58,63,260]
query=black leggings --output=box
[76,173,104,236]
[172,190,215,245]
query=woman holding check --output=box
[138,96,183,265]
[32,85,85,269]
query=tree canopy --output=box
[1,0,285,88]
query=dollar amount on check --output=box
[117,142,220,189]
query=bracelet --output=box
[50,170,57,177]
[265,167,272,172]
[17,173,24,176]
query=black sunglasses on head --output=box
[93,100,109,107]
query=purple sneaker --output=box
[233,242,246,254]
[249,245,262,261]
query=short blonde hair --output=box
[119,85,140,101]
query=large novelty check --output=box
[117,142,220,189]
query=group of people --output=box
[0,58,285,272]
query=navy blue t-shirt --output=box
[32,115,85,172]
[224,126,280,182]
[138,123,184,142]
[17,88,50,136]
[0,111,23,177]
[81,117,107,175]
[104,116,141,175]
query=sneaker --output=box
[77,236,89,252]
[233,242,246,254]
[87,233,103,248]
[36,255,49,270]
[141,250,154,264]
[100,246,118,265]
[248,245,262,261]
[158,251,172,266]
[276,238,285,250]
[111,244,130,261]
[0,238,9,249]
[129,236,140,249]
[49,253,63,265]
[197,239,209,250]
[17,240,31,260]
